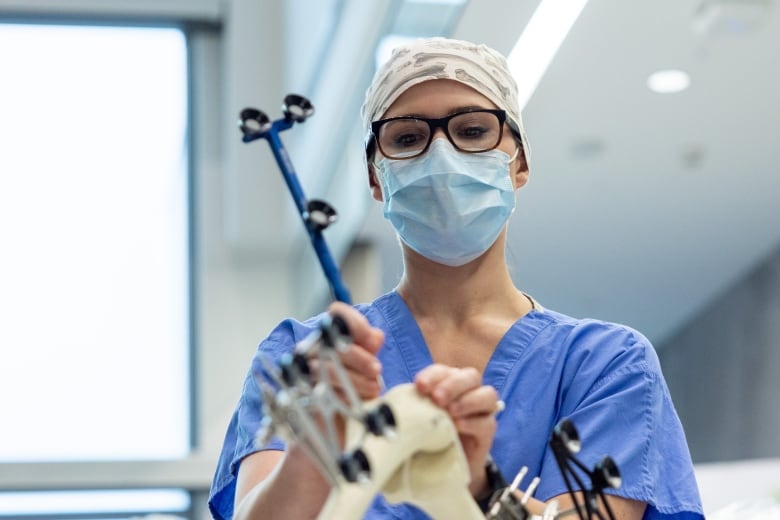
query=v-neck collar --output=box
[374,291,553,393]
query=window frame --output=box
[0,11,212,519]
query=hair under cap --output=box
[361,37,530,162]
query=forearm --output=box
[233,446,331,520]
[499,490,646,519]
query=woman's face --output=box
[370,79,528,200]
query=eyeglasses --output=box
[370,109,507,160]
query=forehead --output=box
[382,79,499,119]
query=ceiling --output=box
[350,0,780,346]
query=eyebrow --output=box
[396,105,495,119]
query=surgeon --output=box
[209,37,704,519]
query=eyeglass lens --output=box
[377,111,502,159]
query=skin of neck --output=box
[396,229,529,322]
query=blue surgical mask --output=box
[377,138,517,266]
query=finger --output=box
[308,358,381,400]
[338,342,382,380]
[447,385,499,419]
[341,367,381,400]
[328,301,384,355]
[415,365,482,407]
[454,413,498,439]
[306,357,380,400]
[414,364,456,396]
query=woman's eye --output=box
[458,125,488,139]
[392,132,425,147]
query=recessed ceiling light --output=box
[647,69,691,93]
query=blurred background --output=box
[0,0,778,517]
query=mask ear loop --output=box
[508,145,521,163]
[371,156,391,203]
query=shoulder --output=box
[537,307,659,373]
[540,306,651,348]
[264,313,324,344]
[523,306,665,411]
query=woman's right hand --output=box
[234,302,385,520]
[307,301,385,400]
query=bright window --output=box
[0,24,190,462]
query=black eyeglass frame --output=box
[369,108,508,160]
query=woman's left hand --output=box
[414,364,500,498]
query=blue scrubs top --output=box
[209,292,704,519]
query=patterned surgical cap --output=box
[361,37,530,162]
